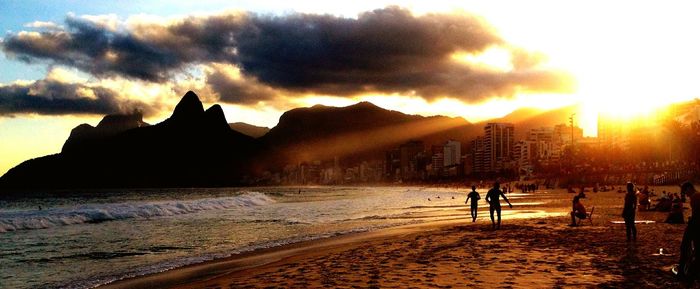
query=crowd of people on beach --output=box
[463,178,700,281]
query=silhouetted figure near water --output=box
[465,185,481,222]
[623,182,637,242]
[485,182,512,229]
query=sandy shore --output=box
[101,189,692,288]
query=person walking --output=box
[485,182,513,230]
[465,185,481,222]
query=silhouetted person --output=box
[485,182,513,229]
[465,185,481,222]
[666,200,685,224]
[578,187,586,199]
[623,182,637,242]
[570,196,586,226]
[656,191,673,212]
[639,190,651,211]
[679,182,700,278]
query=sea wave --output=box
[60,222,419,289]
[0,192,275,233]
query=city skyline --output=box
[4,1,700,175]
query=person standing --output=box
[678,182,700,278]
[465,185,481,222]
[623,182,638,242]
[485,182,513,230]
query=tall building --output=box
[527,127,560,165]
[431,153,444,175]
[554,123,584,147]
[527,127,554,143]
[596,115,631,149]
[385,149,400,180]
[484,123,515,172]
[399,140,425,180]
[443,140,461,167]
[468,136,486,174]
[514,140,536,175]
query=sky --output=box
[2,1,700,175]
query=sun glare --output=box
[452,46,513,71]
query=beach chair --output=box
[577,206,594,225]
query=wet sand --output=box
[101,189,691,288]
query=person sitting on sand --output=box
[666,199,685,224]
[639,190,651,211]
[485,182,513,230]
[655,193,673,212]
[570,196,587,226]
[465,185,481,222]
[623,182,638,242]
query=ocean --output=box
[0,186,558,289]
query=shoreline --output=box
[100,189,690,288]
[99,219,467,289]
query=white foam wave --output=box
[0,192,275,233]
[66,222,420,289]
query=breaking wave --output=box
[0,192,274,233]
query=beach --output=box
[101,188,690,289]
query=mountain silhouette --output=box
[0,91,259,189]
[62,111,149,153]
[229,122,270,138]
[0,90,589,190]
[259,101,474,167]
[483,105,579,139]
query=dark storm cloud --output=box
[204,65,281,104]
[1,7,574,104]
[0,80,151,116]
[2,16,181,81]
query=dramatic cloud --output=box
[203,63,283,104]
[3,16,182,81]
[0,70,153,116]
[1,7,574,108]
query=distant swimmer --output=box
[428,198,431,201]
[485,182,513,230]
